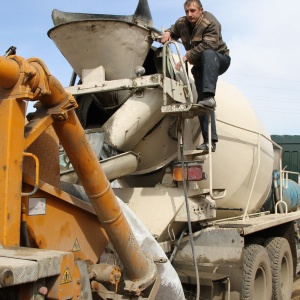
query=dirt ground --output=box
[292,275,300,299]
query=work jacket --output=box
[170,11,229,66]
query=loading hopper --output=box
[48,0,156,80]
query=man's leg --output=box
[197,50,231,150]
[199,112,218,143]
[192,51,220,150]
[201,49,219,97]
[191,66,204,100]
[202,50,231,96]
[192,66,217,150]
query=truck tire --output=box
[264,237,293,300]
[243,244,272,300]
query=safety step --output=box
[161,103,214,118]
[183,149,209,156]
[183,149,212,160]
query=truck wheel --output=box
[243,244,272,300]
[264,237,293,300]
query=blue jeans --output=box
[191,49,231,143]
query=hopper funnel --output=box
[48,0,156,80]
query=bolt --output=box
[0,269,14,286]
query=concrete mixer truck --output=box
[1,0,300,299]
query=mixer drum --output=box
[197,80,274,218]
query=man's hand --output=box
[175,55,188,71]
[161,31,171,44]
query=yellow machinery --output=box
[0,55,159,299]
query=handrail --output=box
[21,152,39,196]
[217,119,285,219]
[282,170,300,187]
[162,41,193,106]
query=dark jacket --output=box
[170,11,229,66]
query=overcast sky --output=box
[1,0,300,135]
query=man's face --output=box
[184,2,203,25]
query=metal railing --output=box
[282,170,300,186]
[162,41,193,106]
[217,119,286,220]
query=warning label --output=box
[72,239,80,252]
[61,266,72,284]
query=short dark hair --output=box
[184,0,202,8]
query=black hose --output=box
[179,128,200,300]
[21,221,30,247]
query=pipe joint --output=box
[29,92,78,122]
[0,55,35,100]
[123,255,158,296]
[49,93,78,121]
[88,263,121,287]
[27,58,52,100]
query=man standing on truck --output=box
[161,0,231,152]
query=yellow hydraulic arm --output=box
[0,54,157,295]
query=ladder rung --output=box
[183,149,208,157]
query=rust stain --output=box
[59,222,71,238]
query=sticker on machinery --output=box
[72,239,81,252]
[61,266,72,284]
[28,198,46,215]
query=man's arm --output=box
[161,30,172,44]
[161,19,182,44]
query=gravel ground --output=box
[292,275,300,300]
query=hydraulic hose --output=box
[179,128,200,300]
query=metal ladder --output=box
[161,41,226,201]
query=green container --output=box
[271,135,300,182]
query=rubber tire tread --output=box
[243,244,272,300]
[264,237,293,300]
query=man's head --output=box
[184,0,203,26]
